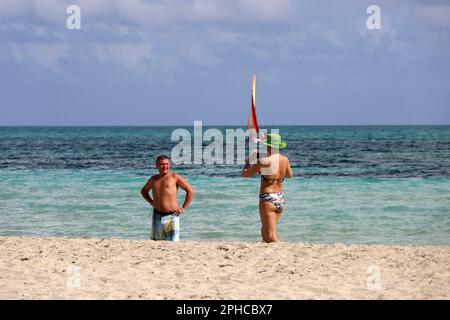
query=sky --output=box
[0,0,449,126]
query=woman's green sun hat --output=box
[261,133,287,149]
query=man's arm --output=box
[175,174,195,215]
[140,177,155,207]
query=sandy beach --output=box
[0,236,449,300]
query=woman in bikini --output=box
[242,134,293,243]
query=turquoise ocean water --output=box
[0,126,449,244]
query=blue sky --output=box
[0,0,449,125]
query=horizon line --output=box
[0,124,449,127]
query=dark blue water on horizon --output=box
[1,125,449,177]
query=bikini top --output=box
[261,175,285,185]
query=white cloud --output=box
[192,0,230,21]
[93,43,157,71]
[1,0,111,22]
[116,0,292,25]
[275,32,305,48]
[207,29,241,46]
[238,0,292,21]
[241,44,271,61]
[33,25,49,36]
[9,44,26,64]
[28,43,68,70]
[387,40,416,65]
[34,0,69,23]
[77,0,113,16]
[415,5,450,29]
[11,23,26,31]
[310,74,361,90]
[184,45,221,66]
[4,0,447,75]
[9,43,68,70]
[0,0,28,16]
[116,0,185,25]
[116,25,130,37]
[418,31,450,59]
[321,30,345,49]
[0,0,294,28]
[356,13,397,48]
[92,23,109,31]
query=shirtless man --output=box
[141,155,195,241]
[242,134,293,243]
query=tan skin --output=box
[141,159,195,215]
[242,147,293,243]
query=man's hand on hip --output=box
[174,207,185,216]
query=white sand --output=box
[0,236,449,299]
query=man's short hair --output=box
[156,155,170,163]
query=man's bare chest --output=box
[154,178,177,191]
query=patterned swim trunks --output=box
[259,192,286,213]
[151,210,180,241]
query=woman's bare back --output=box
[260,154,292,194]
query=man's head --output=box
[156,155,170,174]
